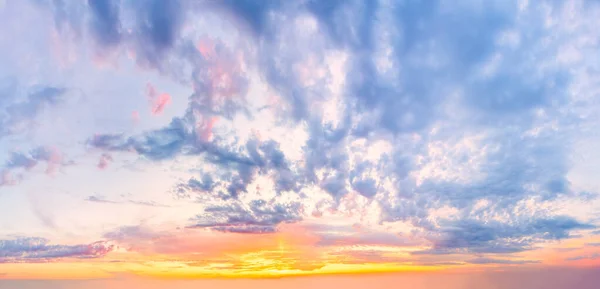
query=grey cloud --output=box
[327,249,406,265]
[416,217,594,255]
[103,225,163,242]
[0,237,113,263]
[85,195,119,204]
[351,178,378,199]
[32,0,85,36]
[0,83,67,137]
[85,195,169,207]
[466,257,541,265]
[87,0,122,47]
[72,0,599,252]
[567,253,600,261]
[306,0,377,51]
[131,0,184,67]
[1,146,67,186]
[127,200,170,208]
[181,175,217,194]
[41,0,185,69]
[321,172,348,199]
[209,0,283,38]
[314,226,420,248]
[189,199,303,234]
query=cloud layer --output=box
[0,0,599,276]
[0,238,113,263]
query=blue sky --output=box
[1,0,600,281]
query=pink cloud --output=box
[152,93,171,115]
[145,83,172,115]
[106,223,320,258]
[195,115,219,143]
[197,39,216,59]
[192,38,246,112]
[97,153,113,170]
[0,170,17,187]
[43,147,63,175]
[132,110,140,124]
[146,83,157,99]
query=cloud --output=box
[103,225,163,243]
[312,224,420,248]
[466,257,541,265]
[145,83,171,115]
[0,171,18,187]
[40,0,185,68]
[208,0,283,38]
[87,0,122,47]
[97,153,113,169]
[189,199,303,234]
[85,195,119,204]
[567,253,600,261]
[0,83,67,138]
[326,249,408,265]
[0,237,113,263]
[127,0,184,68]
[87,0,591,238]
[5,146,64,173]
[33,0,600,264]
[415,217,594,255]
[85,194,169,207]
[0,146,68,186]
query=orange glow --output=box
[1,229,598,280]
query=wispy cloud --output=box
[85,195,170,208]
[0,237,112,263]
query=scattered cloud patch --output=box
[567,253,600,261]
[85,194,169,208]
[0,237,113,263]
[466,257,541,265]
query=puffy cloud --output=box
[0,237,113,263]
[145,83,171,115]
[32,0,600,265]
[189,199,303,234]
[0,146,67,186]
[416,217,594,255]
[84,0,596,242]
[5,146,64,172]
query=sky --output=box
[1,0,600,288]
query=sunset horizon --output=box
[1,0,600,288]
